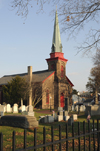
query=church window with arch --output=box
[61,65,64,77]
[46,90,49,104]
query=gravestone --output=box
[0,105,5,112]
[64,115,70,121]
[6,104,11,113]
[71,114,77,121]
[19,105,26,113]
[72,105,75,111]
[13,104,18,113]
[52,112,58,121]
[85,105,100,116]
[58,107,63,111]
[80,105,86,112]
[58,115,63,121]
[75,105,79,112]
[4,105,7,113]
[58,111,63,116]
[63,111,68,116]
[68,118,73,126]
[27,105,34,116]
[47,116,54,123]
[0,111,4,117]
[21,98,23,106]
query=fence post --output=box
[78,122,80,151]
[12,131,15,151]
[66,123,68,151]
[24,129,27,150]
[93,120,95,151]
[51,126,54,151]
[59,125,62,151]
[88,120,91,151]
[83,121,85,151]
[97,119,99,151]
[0,132,3,151]
[43,127,46,151]
[98,132,100,151]
[72,122,74,151]
[34,128,37,151]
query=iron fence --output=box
[0,119,100,151]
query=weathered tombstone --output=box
[53,112,58,121]
[13,104,18,113]
[4,105,7,113]
[6,104,11,113]
[0,105,5,113]
[58,115,63,121]
[71,114,77,121]
[0,111,4,117]
[27,105,34,116]
[63,111,68,116]
[85,105,100,116]
[58,111,63,116]
[47,116,54,123]
[75,105,79,112]
[39,116,48,123]
[64,98,69,111]
[58,107,63,111]
[21,98,23,106]
[72,105,75,111]
[68,118,73,126]
[19,105,26,113]
[80,105,85,112]
[64,115,70,121]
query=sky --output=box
[0,0,95,92]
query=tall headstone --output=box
[28,66,32,106]
[27,105,34,116]
[12,104,18,113]
[6,104,11,113]
[21,98,23,106]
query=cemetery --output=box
[0,92,100,151]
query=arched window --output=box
[61,65,64,77]
[46,90,49,104]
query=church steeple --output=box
[51,10,62,53]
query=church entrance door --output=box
[60,93,64,107]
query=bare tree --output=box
[86,66,100,104]
[11,0,100,53]
[31,82,42,109]
[93,49,100,66]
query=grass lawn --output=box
[0,110,100,151]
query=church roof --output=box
[0,70,54,85]
[51,10,62,53]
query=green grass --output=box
[0,111,100,151]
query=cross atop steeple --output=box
[51,10,62,53]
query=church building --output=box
[0,11,74,109]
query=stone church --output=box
[0,11,74,109]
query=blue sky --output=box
[0,0,95,92]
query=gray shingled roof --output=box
[0,70,54,85]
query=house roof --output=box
[66,76,74,87]
[0,70,54,85]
